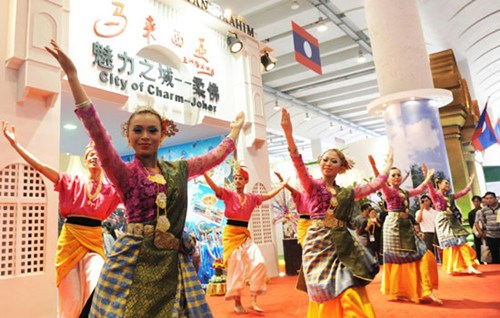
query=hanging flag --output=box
[292,21,322,75]
[495,115,500,144]
[471,100,497,151]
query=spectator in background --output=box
[416,194,439,257]
[363,208,382,261]
[468,195,483,262]
[102,221,117,256]
[354,203,372,247]
[478,192,500,264]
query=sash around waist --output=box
[226,219,249,227]
[65,216,102,227]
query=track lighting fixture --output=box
[357,50,366,63]
[274,99,280,110]
[261,52,276,71]
[227,32,243,54]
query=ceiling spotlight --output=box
[63,123,77,130]
[291,0,300,10]
[305,112,311,121]
[274,99,280,110]
[357,50,366,63]
[316,17,328,32]
[261,52,276,71]
[227,32,243,53]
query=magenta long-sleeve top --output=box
[291,154,387,219]
[427,183,470,211]
[76,104,235,223]
[55,173,121,220]
[381,182,427,211]
[291,191,310,215]
[216,188,263,221]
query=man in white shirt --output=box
[416,195,439,257]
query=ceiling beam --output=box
[313,87,379,106]
[264,85,380,137]
[276,63,375,93]
[298,79,378,102]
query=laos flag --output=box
[471,101,498,151]
[292,21,322,75]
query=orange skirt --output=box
[442,244,479,274]
[381,251,438,303]
[307,286,375,318]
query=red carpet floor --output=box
[206,264,500,317]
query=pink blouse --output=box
[217,188,263,221]
[381,182,427,211]
[427,184,470,211]
[54,173,121,220]
[76,104,235,223]
[291,191,310,215]
[291,154,387,219]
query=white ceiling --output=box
[60,0,500,161]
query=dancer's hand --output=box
[280,108,293,136]
[227,111,245,142]
[381,148,394,175]
[274,171,284,182]
[424,168,435,183]
[45,39,90,105]
[2,120,17,146]
[421,163,428,176]
[45,39,78,78]
[467,173,475,188]
[368,155,380,177]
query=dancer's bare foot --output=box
[397,296,411,302]
[251,303,263,312]
[233,305,248,314]
[251,295,263,312]
[234,298,248,314]
[467,265,481,275]
[428,293,443,305]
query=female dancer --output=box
[203,165,286,313]
[274,171,311,246]
[281,108,393,318]
[2,123,120,317]
[274,171,311,294]
[370,161,441,304]
[45,39,244,317]
[427,175,480,274]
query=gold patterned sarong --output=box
[55,223,105,286]
[222,225,250,267]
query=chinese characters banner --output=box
[68,0,240,125]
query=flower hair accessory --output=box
[162,118,178,137]
[337,148,355,174]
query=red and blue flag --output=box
[471,100,498,151]
[495,115,500,144]
[292,21,322,75]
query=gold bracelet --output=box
[75,100,92,109]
